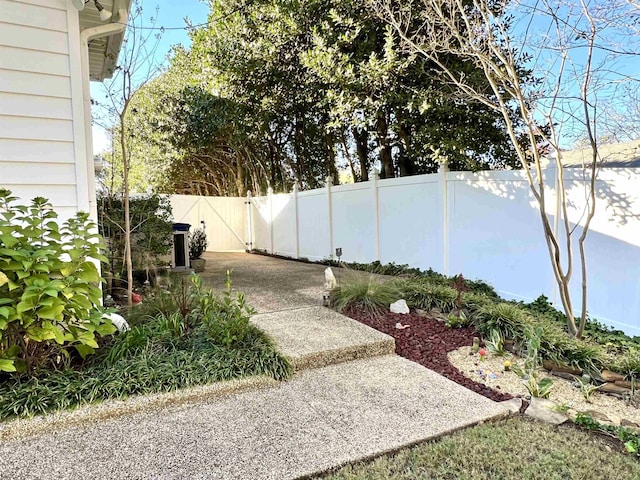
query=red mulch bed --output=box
[344,307,513,402]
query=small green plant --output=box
[524,373,554,398]
[485,329,506,356]
[0,190,115,374]
[189,228,208,260]
[445,311,469,328]
[199,271,255,348]
[575,374,601,403]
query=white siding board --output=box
[0,0,67,32]
[0,47,70,78]
[0,116,73,141]
[6,184,77,206]
[0,22,68,55]
[1,161,75,184]
[13,0,66,10]
[0,69,71,98]
[0,92,72,120]
[0,139,74,163]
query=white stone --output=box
[324,267,337,289]
[390,299,410,314]
[524,397,568,425]
[104,312,130,332]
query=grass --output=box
[320,418,640,480]
[333,272,401,315]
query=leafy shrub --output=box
[97,193,173,279]
[333,274,401,315]
[189,227,208,260]
[473,302,604,373]
[0,190,115,374]
[399,279,458,312]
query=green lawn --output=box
[320,418,640,480]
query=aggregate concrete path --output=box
[198,252,328,313]
[0,355,508,480]
[252,306,396,370]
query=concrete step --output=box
[0,355,509,480]
[251,306,395,371]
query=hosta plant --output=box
[0,190,115,374]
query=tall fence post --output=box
[440,161,450,275]
[371,168,380,261]
[293,181,300,259]
[268,186,274,254]
[245,190,253,252]
[326,177,334,259]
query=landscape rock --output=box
[599,382,631,394]
[600,370,624,382]
[390,299,410,314]
[542,360,581,375]
[551,370,578,382]
[324,268,337,290]
[614,380,633,389]
[622,418,640,428]
[601,369,625,382]
[499,398,523,414]
[414,309,428,317]
[104,312,129,332]
[524,398,569,425]
[584,409,612,423]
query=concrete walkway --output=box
[198,252,328,313]
[0,253,509,479]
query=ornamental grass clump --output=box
[398,278,458,312]
[333,274,401,315]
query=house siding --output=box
[0,0,88,220]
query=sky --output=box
[91,0,210,154]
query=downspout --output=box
[79,8,130,221]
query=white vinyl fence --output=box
[171,167,640,335]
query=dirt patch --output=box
[344,307,512,402]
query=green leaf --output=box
[0,359,16,372]
[75,343,95,359]
[37,304,65,320]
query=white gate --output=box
[169,195,247,252]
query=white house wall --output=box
[0,0,89,221]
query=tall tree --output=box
[95,0,162,306]
[371,0,640,337]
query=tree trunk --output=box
[397,114,413,177]
[341,132,358,182]
[353,127,369,181]
[120,110,133,308]
[376,112,394,179]
[325,132,339,185]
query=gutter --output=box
[79,7,130,221]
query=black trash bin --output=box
[172,223,191,269]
